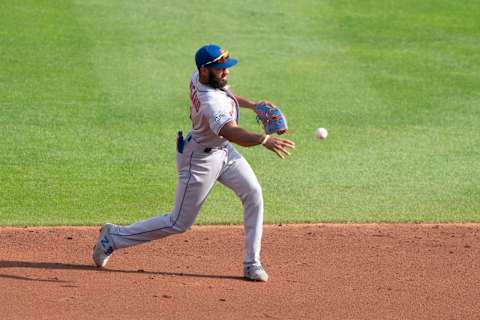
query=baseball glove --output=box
[255,103,288,135]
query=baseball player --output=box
[92,44,295,282]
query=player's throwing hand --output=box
[261,135,296,159]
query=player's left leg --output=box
[218,144,266,279]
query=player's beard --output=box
[207,69,227,89]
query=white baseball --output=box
[315,128,328,140]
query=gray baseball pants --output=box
[108,138,264,267]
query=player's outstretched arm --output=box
[220,121,295,159]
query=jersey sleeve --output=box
[202,96,234,136]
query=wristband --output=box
[261,134,270,145]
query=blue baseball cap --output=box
[195,44,238,69]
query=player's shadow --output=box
[0,260,245,282]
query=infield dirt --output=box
[1,224,479,319]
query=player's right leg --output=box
[92,146,227,267]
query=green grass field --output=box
[1,0,479,225]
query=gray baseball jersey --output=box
[189,71,239,147]
[107,71,265,268]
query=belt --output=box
[186,134,226,153]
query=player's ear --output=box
[199,66,208,75]
[198,66,210,83]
